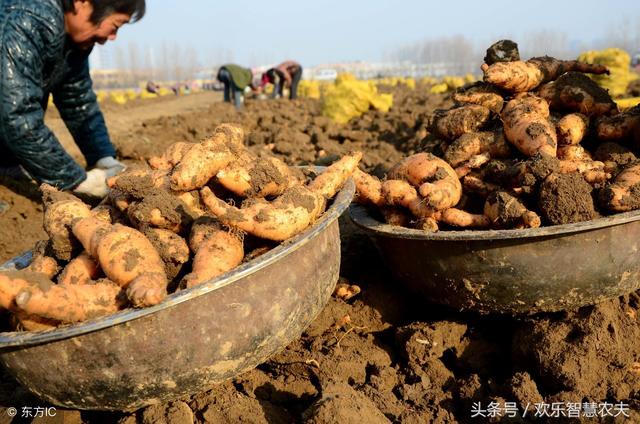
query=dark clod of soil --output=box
[497,153,560,194]
[483,39,520,65]
[485,191,528,228]
[540,72,617,116]
[538,172,598,225]
[526,152,561,180]
[593,142,637,167]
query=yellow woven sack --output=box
[321,74,393,123]
[578,48,640,98]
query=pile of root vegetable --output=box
[354,40,640,231]
[0,124,361,331]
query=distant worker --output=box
[633,52,640,72]
[261,61,303,100]
[0,0,146,198]
[217,64,253,109]
[146,80,160,94]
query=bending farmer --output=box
[217,64,253,109]
[0,0,146,198]
[261,61,303,100]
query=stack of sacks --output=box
[578,48,640,99]
[321,73,393,124]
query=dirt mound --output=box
[513,294,640,400]
[114,85,450,176]
[0,177,47,262]
[302,382,389,424]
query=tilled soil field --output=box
[1,87,639,423]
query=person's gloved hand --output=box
[73,168,109,198]
[95,156,126,177]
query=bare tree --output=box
[390,35,480,74]
[521,30,571,59]
[172,42,183,82]
[602,17,640,55]
[114,45,126,70]
[127,41,140,86]
[223,48,234,64]
[159,41,171,81]
[183,45,199,80]
[144,46,156,80]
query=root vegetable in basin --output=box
[0,123,361,331]
[501,94,558,157]
[201,152,362,241]
[352,40,638,235]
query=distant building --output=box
[90,69,155,90]
[90,69,122,88]
[303,62,477,80]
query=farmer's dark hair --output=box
[61,0,146,24]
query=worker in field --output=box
[261,61,303,100]
[0,0,145,198]
[217,64,254,109]
[146,80,160,94]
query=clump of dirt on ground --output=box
[0,177,47,262]
[513,293,640,401]
[302,382,389,424]
[115,84,450,176]
[539,172,599,225]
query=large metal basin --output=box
[349,204,640,315]
[0,179,355,411]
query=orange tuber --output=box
[72,217,168,307]
[15,279,125,323]
[181,217,244,288]
[444,131,512,168]
[431,105,491,141]
[483,56,609,93]
[501,94,557,157]
[388,153,462,210]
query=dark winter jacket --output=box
[218,64,253,90]
[0,0,115,189]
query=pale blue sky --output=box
[93,0,640,69]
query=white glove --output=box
[95,156,126,177]
[73,168,109,198]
